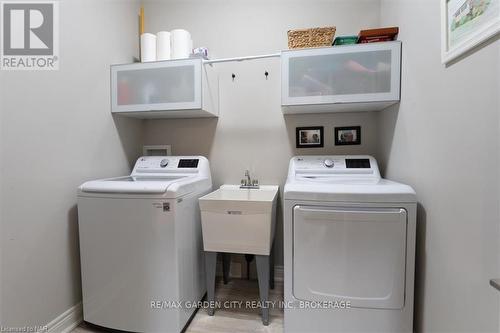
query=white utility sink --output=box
[199,185,279,255]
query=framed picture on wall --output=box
[296,127,324,148]
[441,0,500,64]
[335,126,361,145]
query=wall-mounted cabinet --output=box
[281,41,401,114]
[111,59,218,118]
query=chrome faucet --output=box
[241,170,259,189]
[245,170,252,185]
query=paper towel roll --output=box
[171,29,192,59]
[140,33,157,62]
[156,31,171,61]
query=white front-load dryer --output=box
[283,156,416,333]
[77,156,212,333]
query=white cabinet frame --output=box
[111,59,218,118]
[282,41,401,113]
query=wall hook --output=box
[232,73,236,81]
[265,71,269,79]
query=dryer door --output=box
[293,205,407,309]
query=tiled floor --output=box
[72,278,284,333]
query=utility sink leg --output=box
[205,251,217,316]
[256,255,270,326]
[270,245,275,290]
[222,253,231,284]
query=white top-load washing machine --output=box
[77,156,212,333]
[284,155,416,333]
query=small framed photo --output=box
[335,126,361,145]
[296,126,324,148]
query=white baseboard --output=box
[42,302,83,333]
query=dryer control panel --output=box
[289,155,381,179]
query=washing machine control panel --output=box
[132,156,201,172]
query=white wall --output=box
[142,0,382,265]
[0,0,142,327]
[0,66,3,326]
[378,0,500,332]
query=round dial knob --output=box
[160,159,169,168]
[324,159,334,168]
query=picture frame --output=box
[441,0,500,64]
[335,126,361,146]
[296,126,324,148]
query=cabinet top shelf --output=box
[112,41,402,67]
[280,40,401,53]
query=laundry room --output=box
[0,0,499,333]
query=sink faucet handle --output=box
[244,170,251,185]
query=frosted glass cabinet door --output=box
[111,59,202,113]
[282,42,401,108]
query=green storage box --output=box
[333,36,358,45]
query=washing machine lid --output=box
[284,155,416,203]
[78,156,212,197]
[79,175,191,194]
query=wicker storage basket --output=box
[287,26,336,49]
